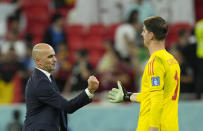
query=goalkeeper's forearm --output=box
[129,93,141,102]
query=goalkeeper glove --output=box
[108,81,132,103]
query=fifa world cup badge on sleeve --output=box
[151,77,160,86]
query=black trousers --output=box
[195,58,203,99]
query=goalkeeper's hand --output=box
[108,81,132,103]
[108,81,124,103]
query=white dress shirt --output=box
[36,67,51,82]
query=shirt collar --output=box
[151,49,166,57]
[36,67,51,81]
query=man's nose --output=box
[53,56,57,62]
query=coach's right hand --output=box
[88,76,99,94]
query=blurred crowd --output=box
[0,0,202,106]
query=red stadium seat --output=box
[195,0,203,5]
[32,35,43,44]
[1,0,11,3]
[66,25,85,51]
[106,23,122,40]
[22,0,50,7]
[87,24,106,36]
[166,23,192,48]
[26,22,47,36]
[88,51,104,68]
[84,36,105,51]
[68,36,84,51]
[23,6,51,22]
[22,0,51,28]
[171,23,192,33]
[84,24,106,51]
[66,25,85,35]
[196,7,203,21]
[55,7,71,17]
[23,0,51,45]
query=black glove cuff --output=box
[124,92,133,102]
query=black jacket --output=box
[23,68,92,131]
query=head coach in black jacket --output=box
[23,43,99,131]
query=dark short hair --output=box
[127,9,139,24]
[144,16,168,40]
[51,13,62,23]
[178,29,188,38]
[77,49,88,57]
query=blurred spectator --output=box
[128,44,144,91]
[22,34,34,72]
[7,0,26,38]
[173,29,197,65]
[24,33,33,48]
[0,0,21,38]
[53,0,68,9]
[115,9,142,60]
[0,47,24,83]
[178,29,197,73]
[0,30,26,61]
[22,45,34,72]
[170,48,195,93]
[169,29,196,93]
[53,0,75,9]
[0,47,24,103]
[7,12,26,39]
[53,42,72,92]
[195,20,203,99]
[124,0,155,23]
[7,15,20,34]
[7,109,22,131]
[21,45,34,102]
[97,41,135,92]
[96,40,115,74]
[21,34,35,101]
[43,13,67,53]
[69,49,93,92]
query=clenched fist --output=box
[87,75,99,94]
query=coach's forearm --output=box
[130,93,142,102]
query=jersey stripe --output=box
[148,56,156,75]
[150,62,152,75]
[151,56,156,75]
[148,62,150,75]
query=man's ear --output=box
[149,32,154,40]
[35,58,40,65]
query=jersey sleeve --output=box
[148,56,165,128]
[136,93,142,103]
[148,56,165,91]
